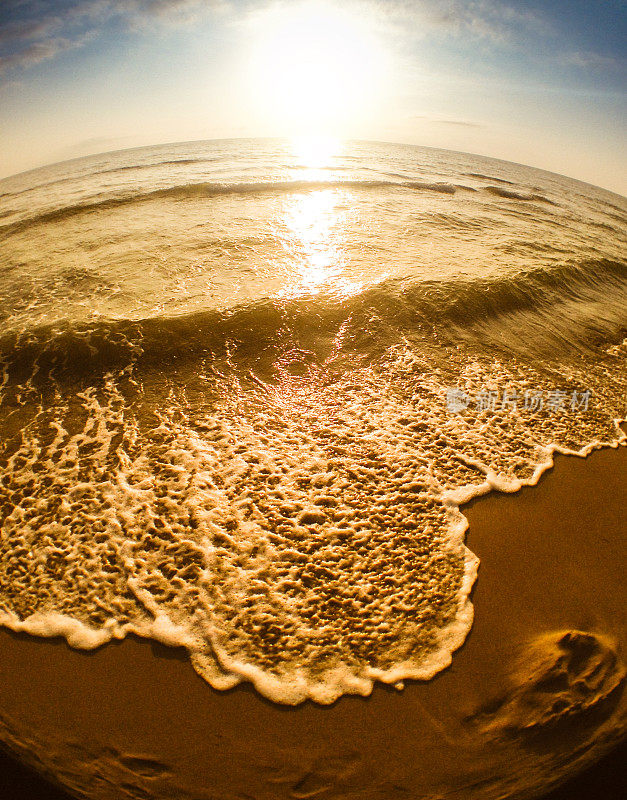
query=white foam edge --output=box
[442,419,626,507]
[0,609,199,650]
[1,420,624,704]
[191,506,480,706]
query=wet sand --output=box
[0,443,625,800]
[2,739,625,800]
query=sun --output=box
[247,1,388,136]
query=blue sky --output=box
[0,1,625,192]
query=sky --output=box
[0,0,625,194]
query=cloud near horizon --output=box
[411,114,485,129]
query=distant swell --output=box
[94,157,217,177]
[0,158,220,201]
[484,186,555,203]
[464,172,516,185]
[0,179,459,236]
[0,178,565,238]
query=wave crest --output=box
[1,258,624,385]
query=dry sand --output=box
[0,444,625,800]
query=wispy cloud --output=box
[0,0,622,82]
[111,0,229,29]
[412,113,485,128]
[0,38,75,71]
[369,0,624,87]
[0,17,64,46]
[369,0,551,44]
[0,0,225,77]
[561,50,624,71]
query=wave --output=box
[1,258,624,385]
[0,158,222,204]
[464,172,516,185]
[94,157,217,177]
[0,179,460,237]
[483,186,556,204]
[0,177,565,240]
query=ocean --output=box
[0,138,625,704]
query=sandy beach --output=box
[0,442,624,800]
[2,736,626,800]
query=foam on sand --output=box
[0,335,624,704]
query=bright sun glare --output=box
[248,1,387,136]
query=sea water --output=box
[0,138,625,703]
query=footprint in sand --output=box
[470,630,625,735]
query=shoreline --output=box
[0,443,625,799]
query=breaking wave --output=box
[1,257,625,383]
